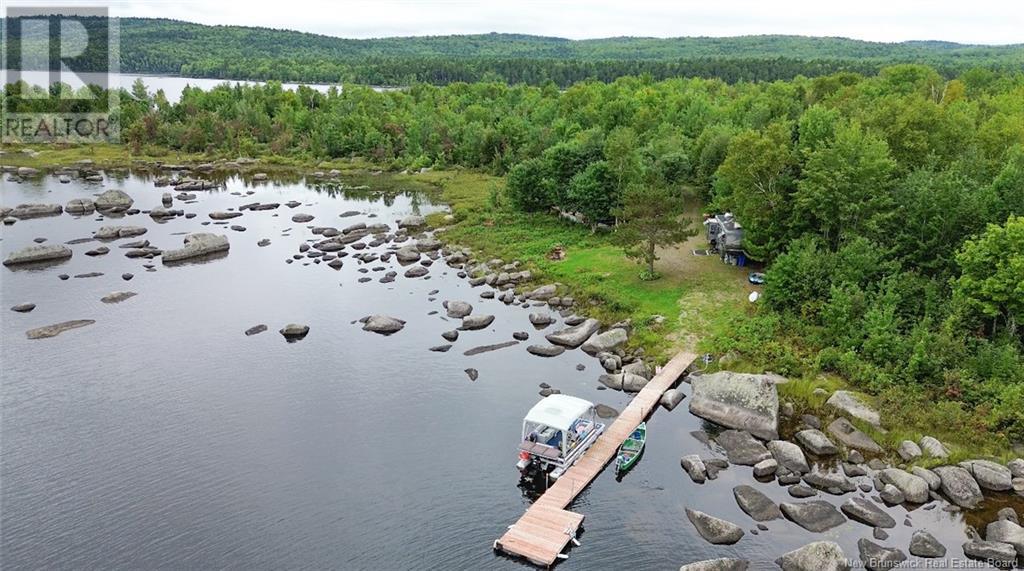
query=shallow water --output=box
[1,172,1020,570]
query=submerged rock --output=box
[11,303,36,313]
[244,324,268,336]
[463,341,519,356]
[689,371,779,440]
[100,291,137,304]
[677,559,748,571]
[26,319,95,339]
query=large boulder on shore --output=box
[985,519,1024,556]
[94,189,133,210]
[361,315,406,335]
[688,371,779,440]
[933,465,984,508]
[398,215,425,228]
[162,233,229,263]
[960,459,1014,492]
[768,440,810,474]
[776,541,849,571]
[545,318,601,349]
[879,468,930,503]
[3,244,72,266]
[526,284,557,300]
[581,328,628,355]
[826,417,882,453]
[826,390,881,427]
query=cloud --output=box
[11,0,1024,44]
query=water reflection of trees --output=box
[120,169,438,207]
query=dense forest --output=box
[3,16,1023,85]
[5,63,1024,438]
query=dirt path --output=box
[652,196,756,353]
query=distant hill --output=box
[4,17,1023,85]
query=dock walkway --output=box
[493,351,696,567]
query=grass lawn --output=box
[410,169,751,360]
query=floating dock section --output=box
[493,351,697,566]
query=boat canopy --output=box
[523,394,595,432]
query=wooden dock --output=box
[494,351,697,567]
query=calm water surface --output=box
[1,71,391,103]
[1,171,1018,569]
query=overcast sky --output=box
[13,0,1024,44]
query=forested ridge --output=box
[2,16,1023,85]
[5,62,1024,439]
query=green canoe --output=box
[615,422,646,474]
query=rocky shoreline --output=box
[678,370,1024,570]
[5,162,1023,569]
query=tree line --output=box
[3,16,1023,86]
[4,63,1023,438]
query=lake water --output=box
[1,71,393,103]
[1,170,1020,569]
